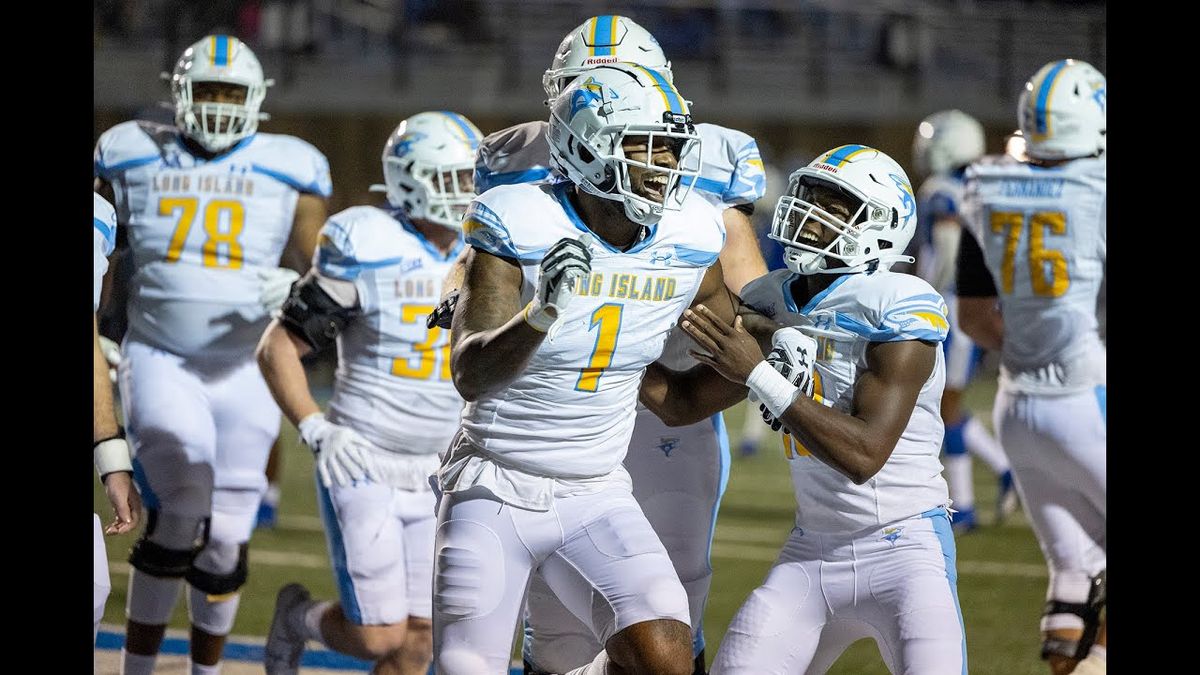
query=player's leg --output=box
[187,356,281,670]
[257,433,285,529]
[268,479,424,674]
[94,513,112,644]
[433,486,542,675]
[627,409,730,673]
[522,572,601,674]
[940,324,977,532]
[996,388,1106,675]
[118,341,215,675]
[738,400,768,457]
[380,487,439,674]
[859,509,967,675]
[543,486,693,675]
[711,529,830,674]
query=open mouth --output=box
[798,228,823,246]
[640,174,669,203]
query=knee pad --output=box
[943,417,968,457]
[128,509,207,578]
[186,541,249,596]
[1041,569,1105,661]
[187,583,243,635]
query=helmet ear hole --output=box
[577,142,596,164]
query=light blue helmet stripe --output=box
[214,35,229,66]
[822,144,869,166]
[440,111,480,147]
[594,15,615,56]
[641,67,686,114]
[1035,60,1070,134]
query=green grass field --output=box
[95,374,1049,673]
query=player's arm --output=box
[639,261,754,425]
[450,243,577,401]
[94,314,142,535]
[777,339,936,484]
[255,270,357,426]
[717,206,768,295]
[280,193,328,273]
[955,227,1004,350]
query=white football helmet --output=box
[771,145,917,275]
[547,65,701,226]
[543,15,672,104]
[375,111,482,230]
[167,35,271,153]
[912,109,986,178]
[1018,59,1106,160]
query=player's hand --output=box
[98,335,121,383]
[682,304,764,384]
[428,288,460,329]
[759,327,819,431]
[298,413,376,488]
[524,235,593,332]
[259,268,302,314]
[102,470,143,535]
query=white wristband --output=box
[94,437,133,478]
[746,361,800,419]
[522,300,557,333]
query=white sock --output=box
[564,650,611,675]
[303,600,334,645]
[120,649,157,675]
[189,659,221,675]
[963,417,1010,474]
[741,406,767,444]
[944,453,974,509]
[264,483,282,506]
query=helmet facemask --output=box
[383,157,475,231]
[552,111,701,226]
[771,174,903,275]
[175,80,266,153]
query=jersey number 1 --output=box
[576,303,624,392]
[160,197,246,269]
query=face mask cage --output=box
[770,175,896,274]
[176,80,259,152]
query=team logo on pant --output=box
[881,526,904,546]
[656,437,680,457]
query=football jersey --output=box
[315,206,464,456]
[473,120,764,372]
[914,169,966,295]
[94,193,118,311]
[741,269,951,532]
[94,120,332,357]
[962,155,1106,394]
[458,181,725,477]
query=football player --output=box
[258,111,482,675]
[93,35,331,674]
[957,59,1107,675]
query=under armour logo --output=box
[650,252,673,265]
[656,437,680,457]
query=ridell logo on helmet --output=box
[661,111,693,133]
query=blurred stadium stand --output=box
[94,0,1105,242]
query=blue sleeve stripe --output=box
[250,164,332,197]
[674,245,720,267]
[93,217,115,245]
[835,313,900,341]
[476,167,552,193]
[466,236,521,260]
[318,253,405,280]
[96,154,159,176]
[681,175,731,195]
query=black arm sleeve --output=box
[279,274,360,351]
[955,228,999,297]
[732,202,754,217]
